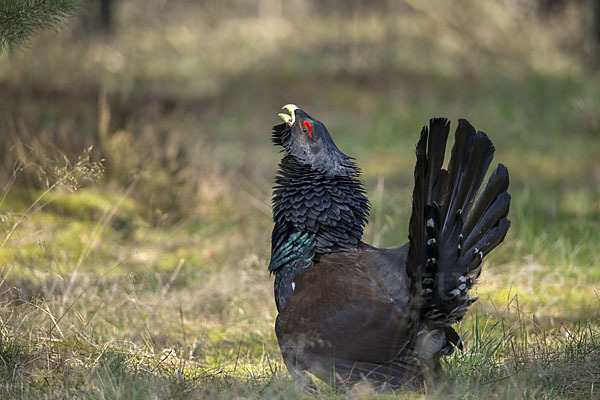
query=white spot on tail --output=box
[427,218,435,228]
[291,281,296,291]
[427,238,437,245]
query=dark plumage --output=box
[268,105,510,391]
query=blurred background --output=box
[0,0,599,398]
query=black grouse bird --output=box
[269,104,510,390]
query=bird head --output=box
[272,104,356,176]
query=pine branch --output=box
[0,0,81,54]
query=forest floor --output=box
[0,1,599,398]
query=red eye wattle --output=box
[302,121,313,139]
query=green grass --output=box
[1,0,599,398]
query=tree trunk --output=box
[592,0,600,66]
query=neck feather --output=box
[271,155,369,257]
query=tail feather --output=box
[431,169,447,205]
[459,132,495,215]
[463,164,509,234]
[472,217,511,257]
[425,120,450,204]
[463,191,510,251]
[406,127,430,318]
[443,126,494,235]
[407,118,510,328]
[439,120,472,221]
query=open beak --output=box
[278,104,299,126]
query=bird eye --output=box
[301,121,313,139]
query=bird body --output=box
[268,105,510,390]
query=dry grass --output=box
[0,0,599,398]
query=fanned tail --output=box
[407,118,510,328]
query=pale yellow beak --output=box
[278,104,300,126]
